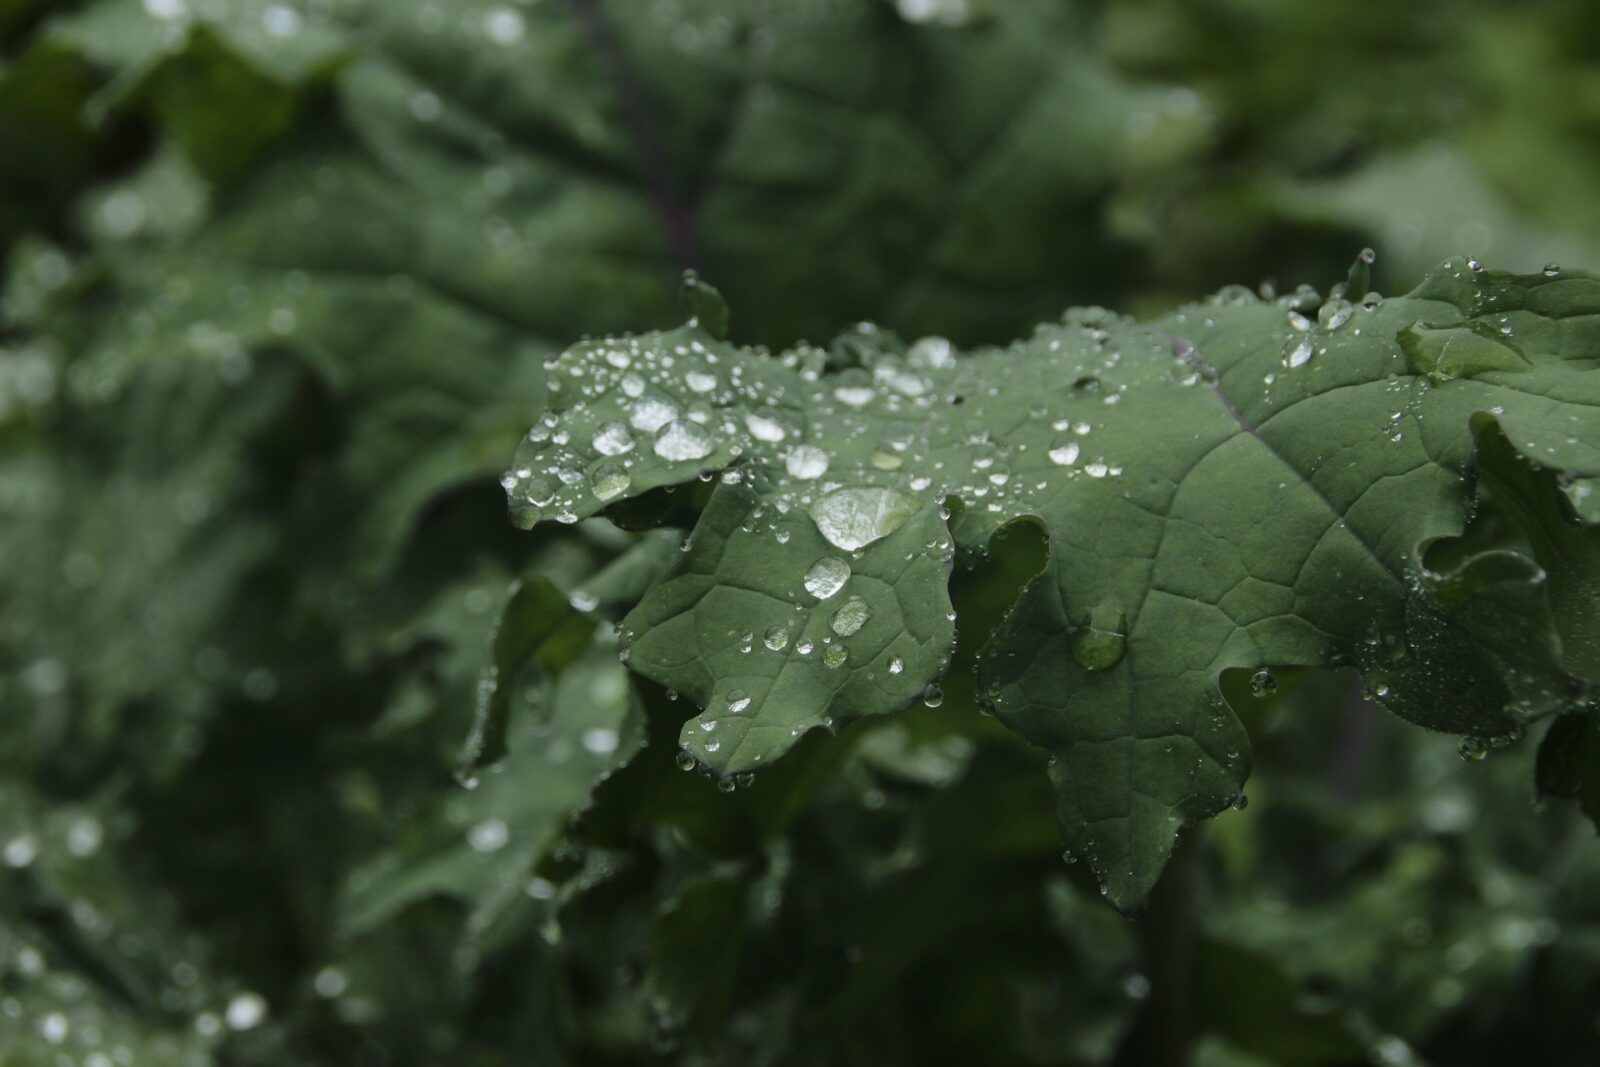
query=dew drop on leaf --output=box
[1249,669,1277,698]
[1283,338,1313,368]
[630,395,677,432]
[1458,735,1489,761]
[763,625,790,651]
[1048,438,1080,466]
[823,644,849,669]
[653,419,713,461]
[803,557,851,600]
[1318,298,1353,330]
[745,410,787,442]
[1070,604,1127,671]
[591,464,631,501]
[810,485,916,551]
[922,684,944,708]
[829,596,871,636]
[726,689,751,713]
[786,444,829,479]
[592,421,635,455]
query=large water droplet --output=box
[763,624,790,651]
[1249,669,1277,698]
[804,557,851,600]
[829,596,871,636]
[745,410,788,442]
[1048,438,1080,466]
[592,421,635,456]
[1282,338,1313,368]
[592,464,631,501]
[1070,604,1127,671]
[786,445,829,480]
[630,395,678,432]
[653,419,713,461]
[823,644,849,669]
[1318,298,1353,330]
[810,486,916,551]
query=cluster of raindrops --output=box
[503,301,1162,568]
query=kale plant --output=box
[3,1,1599,1065]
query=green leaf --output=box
[515,259,1599,910]
[1537,712,1600,831]
[456,576,594,781]
[341,641,644,941]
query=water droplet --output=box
[630,395,678,432]
[1318,298,1353,330]
[726,689,751,713]
[745,410,787,442]
[803,557,851,600]
[653,419,713,461]
[810,486,917,551]
[1249,669,1277,698]
[922,684,944,707]
[1048,439,1080,466]
[870,450,903,470]
[1283,338,1313,368]
[676,750,697,772]
[829,597,871,636]
[786,445,829,480]
[592,421,635,456]
[685,370,718,394]
[1458,736,1488,762]
[592,464,631,501]
[763,625,790,651]
[888,657,904,674]
[823,645,849,669]
[1070,604,1126,671]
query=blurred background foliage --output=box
[2,0,1599,1064]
